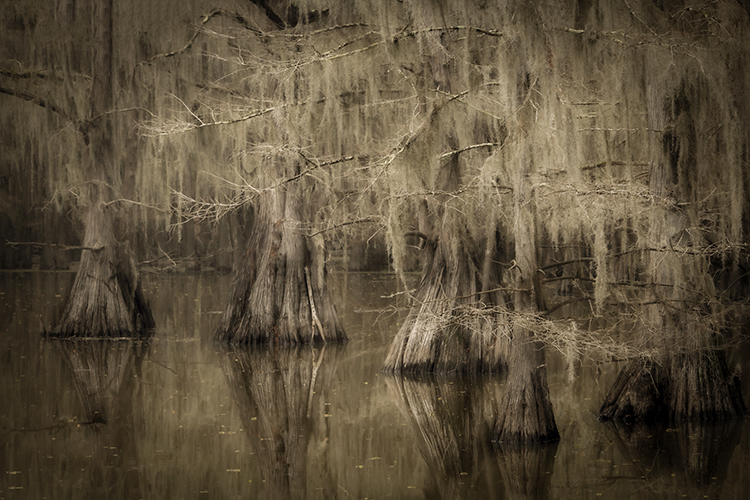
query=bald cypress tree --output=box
[1,0,154,337]
[133,0,750,432]
[4,0,749,436]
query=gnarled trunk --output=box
[599,81,746,424]
[383,139,509,375]
[215,169,345,345]
[599,349,745,423]
[494,156,558,444]
[50,190,154,338]
[382,211,508,374]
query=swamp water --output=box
[1,271,749,499]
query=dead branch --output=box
[142,106,277,135]
[104,198,170,213]
[307,218,378,237]
[5,241,104,252]
[0,68,62,82]
[437,142,498,159]
[541,258,594,271]
[0,85,71,122]
[140,9,260,65]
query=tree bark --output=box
[382,219,509,374]
[215,166,346,345]
[50,191,154,338]
[599,83,746,423]
[494,157,559,444]
[383,143,508,375]
[50,0,153,338]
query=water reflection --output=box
[495,443,558,500]
[216,344,344,499]
[602,420,742,498]
[27,338,154,498]
[2,272,750,498]
[385,375,504,498]
[386,374,562,500]
[53,338,151,424]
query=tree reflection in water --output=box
[602,420,742,498]
[494,442,558,500]
[217,344,343,500]
[386,374,560,499]
[49,337,151,498]
[54,338,151,425]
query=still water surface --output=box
[1,271,749,499]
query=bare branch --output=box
[140,9,260,65]
[0,68,62,82]
[6,241,104,252]
[307,218,378,237]
[0,85,72,122]
[437,142,498,159]
[103,198,170,213]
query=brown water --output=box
[1,271,749,499]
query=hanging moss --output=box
[4,0,750,422]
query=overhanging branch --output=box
[6,240,104,252]
[0,85,72,123]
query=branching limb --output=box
[307,218,379,237]
[0,84,72,122]
[6,240,104,252]
[140,9,261,65]
[103,199,171,213]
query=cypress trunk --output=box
[50,194,154,338]
[215,170,345,345]
[382,226,508,374]
[599,81,746,423]
[494,156,559,444]
[383,145,508,375]
[494,330,559,444]
[48,0,153,338]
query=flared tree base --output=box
[215,188,345,346]
[48,203,154,339]
[383,235,508,375]
[494,331,559,445]
[599,351,746,424]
